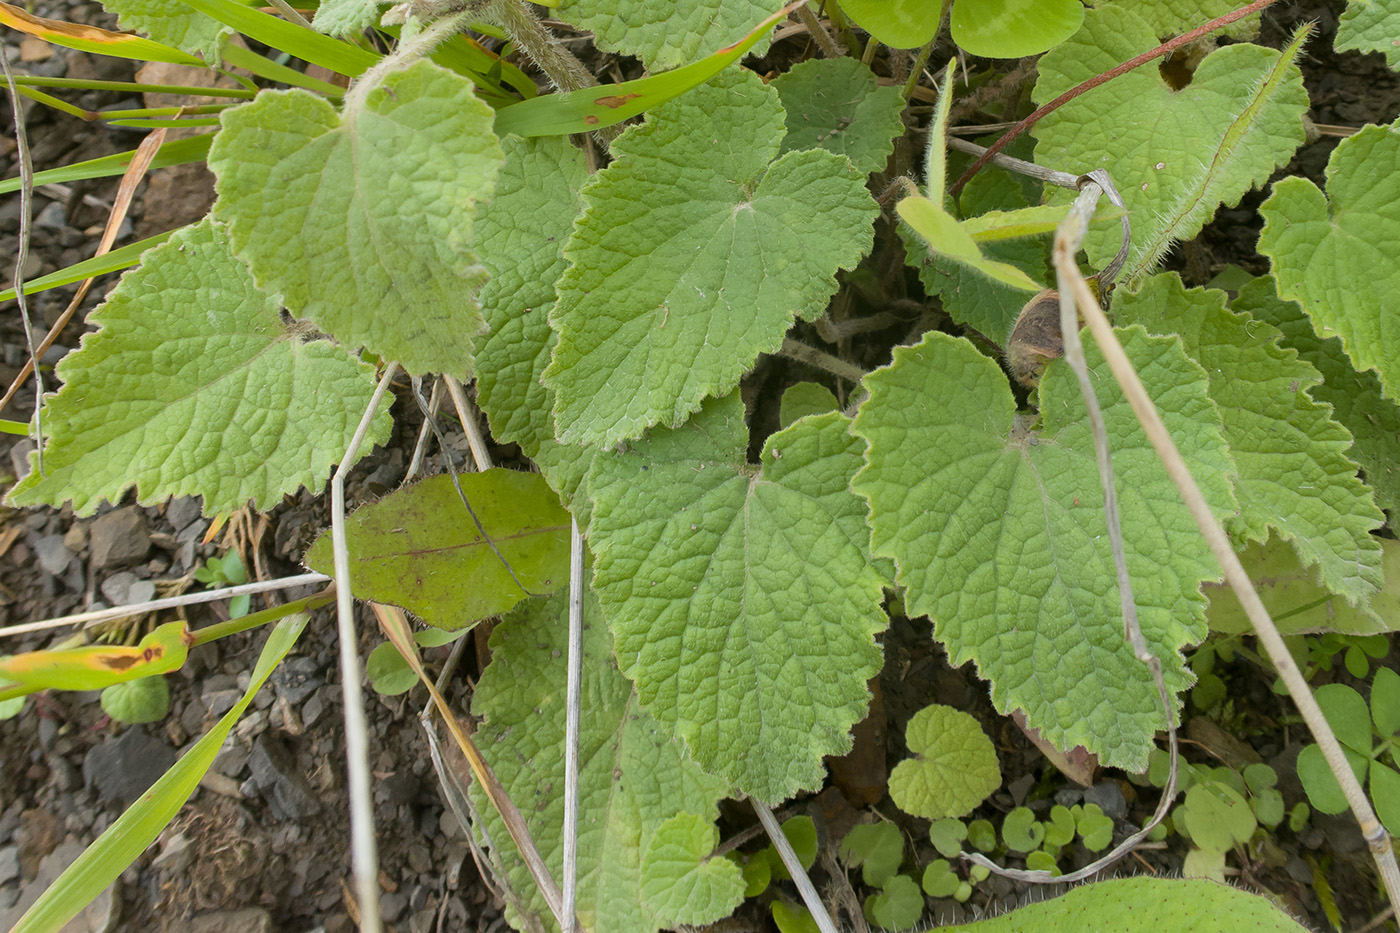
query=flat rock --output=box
[89,509,150,570]
[248,735,322,821]
[83,728,176,805]
[33,534,73,576]
[191,908,272,933]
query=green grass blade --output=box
[0,419,29,436]
[0,135,212,196]
[0,231,176,303]
[8,614,308,933]
[109,117,223,128]
[11,74,256,98]
[493,0,796,137]
[221,42,347,96]
[176,0,379,76]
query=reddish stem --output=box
[948,0,1284,199]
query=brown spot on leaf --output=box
[594,92,641,109]
[584,114,600,125]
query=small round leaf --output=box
[950,0,1085,58]
[1001,807,1044,853]
[889,704,1001,820]
[100,675,170,724]
[836,0,940,48]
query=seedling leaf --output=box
[6,221,389,516]
[1114,274,1384,604]
[839,822,904,887]
[1183,783,1255,853]
[471,584,736,933]
[772,57,907,176]
[1001,807,1044,853]
[888,704,1001,820]
[864,874,923,930]
[1033,5,1308,281]
[1258,122,1400,403]
[836,0,940,48]
[547,70,877,447]
[587,397,887,802]
[854,328,1236,769]
[928,819,968,859]
[304,471,571,630]
[950,0,1084,58]
[365,642,417,696]
[1373,667,1400,738]
[100,675,170,724]
[210,60,503,376]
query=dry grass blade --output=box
[1,43,43,462]
[561,517,585,933]
[370,602,576,930]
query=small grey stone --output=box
[0,842,115,933]
[0,847,17,886]
[1053,786,1084,807]
[0,882,16,912]
[191,907,273,933]
[100,571,140,606]
[165,497,202,532]
[1082,781,1127,821]
[407,845,432,874]
[409,908,437,933]
[1007,772,1036,807]
[34,202,67,229]
[272,656,323,705]
[89,508,151,569]
[202,689,242,717]
[84,728,177,805]
[380,770,419,806]
[1285,856,1311,885]
[379,892,408,924]
[33,534,72,576]
[48,757,80,793]
[248,735,322,821]
[8,439,35,482]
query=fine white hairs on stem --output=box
[331,362,400,933]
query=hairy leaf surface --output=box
[771,57,906,176]
[1114,274,1383,604]
[1087,0,1261,39]
[889,704,1001,820]
[1258,122,1400,404]
[1232,277,1400,524]
[1032,5,1308,280]
[476,136,588,451]
[471,585,737,933]
[1337,0,1400,69]
[304,471,570,629]
[853,328,1236,769]
[8,220,389,516]
[312,0,380,37]
[554,0,777,71]
[210,61,502,376]
[587,396,887,801]
[546,70,877,447]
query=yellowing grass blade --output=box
[0,621,191,691]
[0,1,204,65]
[493,0,800,137]
[8,614,307,933]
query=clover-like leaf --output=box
[1033,5,1308,280]
[476,135,588,452]
[854,328,1237,769]
[1001,807,1044,853]
[1114,274,1384,604]
[471,583,736,933]
[1370,761,1400,836]
[837,0,940,48]
[772,57,907,176]
[554,0,777,71]
[304,471,571,629]
[100,675,170,724]
[888,704,1001,820]
[1337,0,1400,69]
[365,642,417,696]
[547,70,877,447]
[640,814,745,926]
[1373,668,1400,739]
[1044,805,1076,847]
[839,823,905,888]
[1232,276,1400,528]
[864,875,923,930]
[587,396,887,802]
[1076,804,1114,852]
[210,61,502,376]
[7,220,390,516]
[1258,122,1400,403]
[922,859,961,898]
[950,0,1084,58]
[1183,783,1256,853]
[102,0,228,60]
[929,819,969,859]
[1205,536,1400,637]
